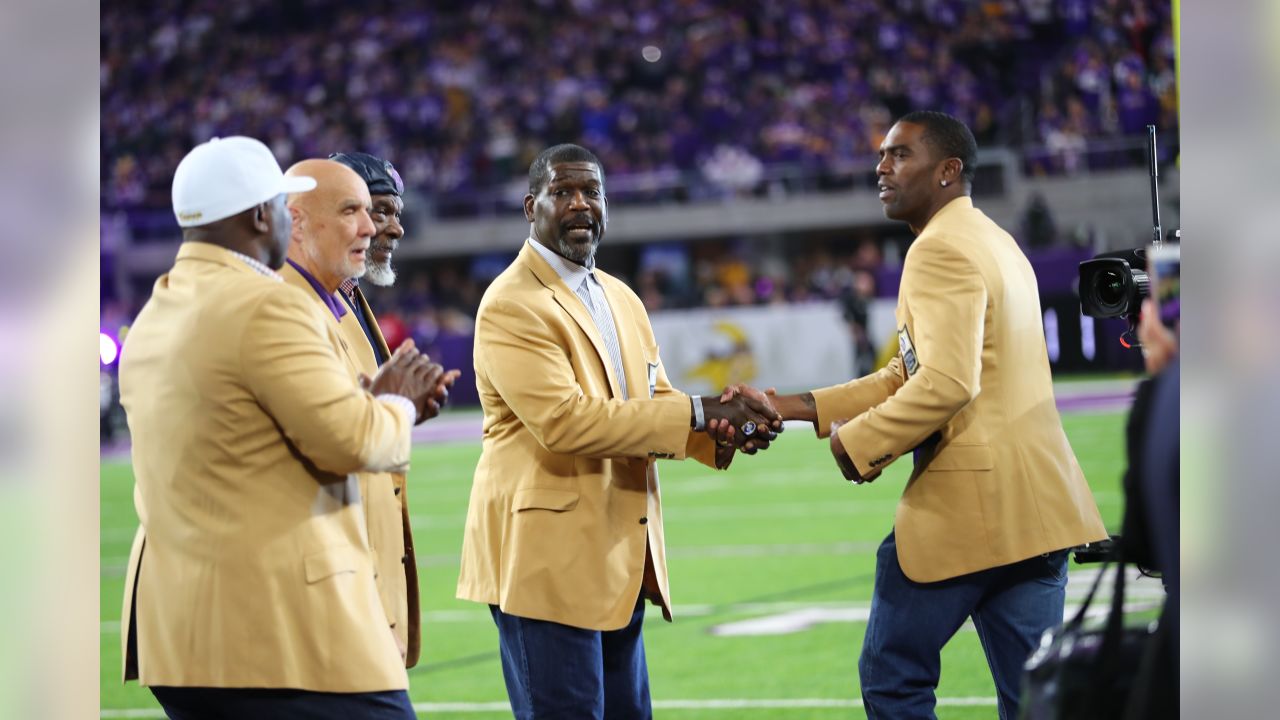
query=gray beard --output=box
[556,235,599,267]
[364,261,397,287]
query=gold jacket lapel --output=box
[353,285,392,361]
[520,242,623,398]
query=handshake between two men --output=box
[694,384,863,482]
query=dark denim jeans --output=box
[490,596,650,720]
[859,531,1069,720]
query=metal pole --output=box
[1147,125,1162,249]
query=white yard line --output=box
[101,567,1163,633]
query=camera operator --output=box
[1120,293,1178,719]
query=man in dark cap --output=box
[330,151,406,365]
[323,152,448,669]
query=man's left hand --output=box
[713,438,735,470]
[830,421,865,483]
[422,369,463,421]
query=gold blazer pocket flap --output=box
[511,488,580,514]
[304,547,363,583]
[928,443,995,471]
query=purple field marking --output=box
[411,415,484,445]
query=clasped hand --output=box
[702,384,783,456]
[363,339,462,424]
[716,384,867,482]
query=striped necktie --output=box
[575,273,628,399]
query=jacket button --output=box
[639,517,648,525]
[394,486,401,495]
[402,554,409,564]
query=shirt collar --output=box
[285,258,348,321]
[529,237,595,291]
[229,250,283,282]
[339,277,359,300]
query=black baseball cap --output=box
[329,152,404,196]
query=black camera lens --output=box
[1097,270,1127,307]
[1078,254,1147,320]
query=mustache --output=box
[561,215,597,230]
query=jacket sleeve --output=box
[477,296,693,460]
[240,285,413,477]
[649,339,718,468]
[837,237,987,479]
[810,356,906,438]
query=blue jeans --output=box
[490,597,650,720]
[859,531,1068,720]
[149,686,415,719]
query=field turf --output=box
[100,408,1126,718]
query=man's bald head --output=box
[284,159,376,293]
[285,159,369,211]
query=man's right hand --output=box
[721,384,818,427]
[365,340,448,424]
[700,391,783,451]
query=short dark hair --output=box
[897,111,978,185]
[528,143,604,194]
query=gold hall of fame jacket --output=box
[457,240,720,631]
[281,263,422,668]
[812,197,1108,583]
[118,242,413,692]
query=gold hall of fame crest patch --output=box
[898,325,920,376]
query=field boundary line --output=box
[102,696,998,717]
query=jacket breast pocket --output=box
[304,546,362,584]
[927,443,994,471]
[511,488,580,514]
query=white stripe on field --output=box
[101,696,999,717]
[707,600,1162,636]
[100,568,1164,634]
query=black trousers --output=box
[150,686,416,720]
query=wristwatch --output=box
[690,395,706,431]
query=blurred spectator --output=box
[841,269,879,376]
[700,144,765,197]
[1022,193,1058,249]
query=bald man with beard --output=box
[282,159,460,668]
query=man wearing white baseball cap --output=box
[168,135,318,269]
[118,136,445,719]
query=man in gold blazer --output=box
[328,151,429,668]
[457,144,781,719]
[280,157,458,668]
[119,137,443,719]
[731,113,1108,719]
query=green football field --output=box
[100,408,1127,719]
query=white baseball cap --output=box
[171,136,317,228]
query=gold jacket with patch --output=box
[457,240,719,630]
[813,197,1108,582]
[119,242,412,691]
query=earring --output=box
[940,180,948,187]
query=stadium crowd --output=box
[103,182,1086,377]
[102,0,1176,221]
[102,239,887,357]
